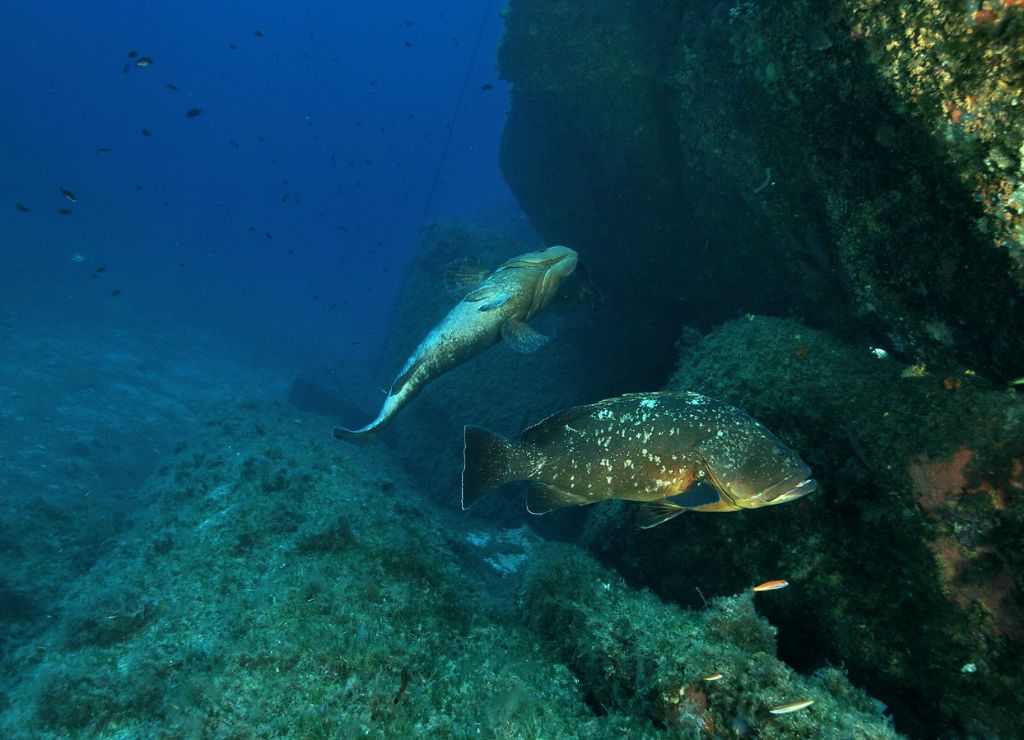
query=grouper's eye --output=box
[773,448,786,458]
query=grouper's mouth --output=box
[763,476,818,504]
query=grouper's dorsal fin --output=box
[502,319,550,353]
[520,397,622,444]
[445,258,491,298]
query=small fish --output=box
[110,289,123,297]
[229,139,240,148]
[165,82,178,90]
[140,128,152,136]
[752,580,790,592]
[122,63,129,74]
[96,146,111,153]
[768,699,814,715]
[57,208,72,215]
[59,186,77,203]
[135,56,153,67]
[229,43,238,50]
[461,391,817,526]
[404,40,413,47]
[15,203,30,213]
[185,107,204,118]
[703,673,724,682]
[253,29,264,37]
[127,50,138,58]
[481,83,493,91]
[95,266,106,273]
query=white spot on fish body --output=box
[623,459,634,468]
[640,399,658,408]
[596,408,614,420]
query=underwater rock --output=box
[0,403,645,737]
[580,315,1024,737]
[519,542,898,737]
[498,0,1024,380]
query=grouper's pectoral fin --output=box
[502,318,550,353]
[464,285,509,311]
[634,503,688,529]
[445,258,491,297]
[526,483,590,515]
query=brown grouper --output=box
[334,246,578,442]
[462,391,817,528]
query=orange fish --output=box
[752,579,789,592]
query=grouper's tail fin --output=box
[332,424,379,445]
[462,426,529,509]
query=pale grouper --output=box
[462,391,817,528]
[334,246,578,442]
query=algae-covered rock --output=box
[0,403,634,738]
[498,0,1024,381]
[581,316,1024,736]
[520,542,898,737]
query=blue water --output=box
[2,0,513,364]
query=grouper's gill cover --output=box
[461,391,817,526]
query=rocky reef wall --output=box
[499,0,1024,379]
[497,1,1024,735]
[580,316,1024,736]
